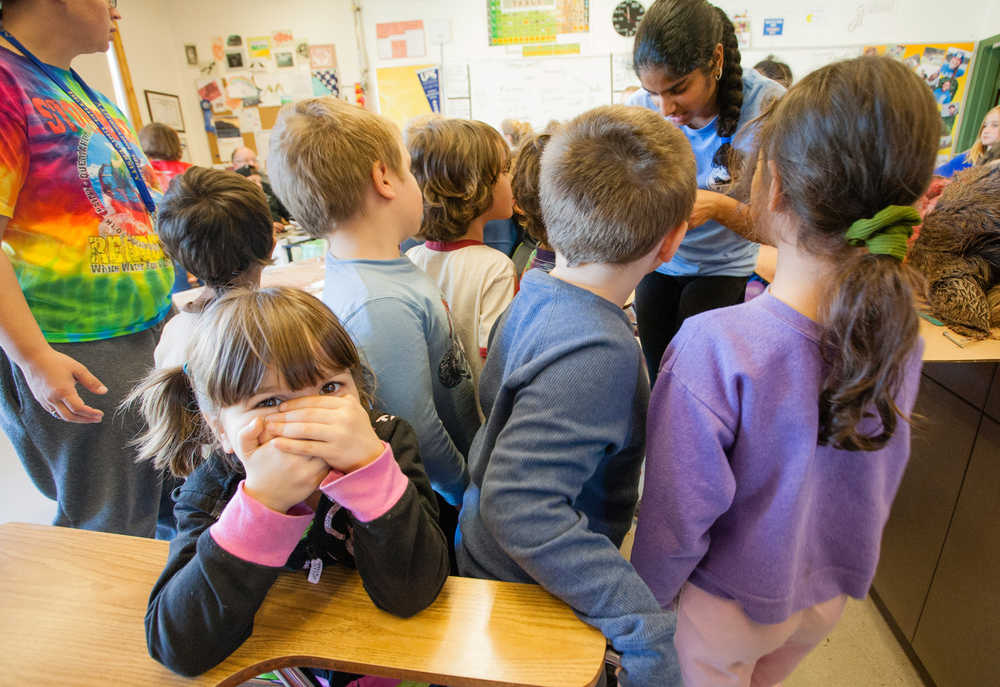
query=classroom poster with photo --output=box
[864,42,975,161]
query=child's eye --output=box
[321,381,343,394]
[254,397,281,409]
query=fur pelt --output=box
[908,164,1000,339]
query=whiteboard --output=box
[469,55,612,132]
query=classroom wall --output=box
[359,0,997,126]
[110,0,997,165]
[115,0,360,167]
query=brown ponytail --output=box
[756,56,939,451]
[818,254,925,450]
[123,366,215,477]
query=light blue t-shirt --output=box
[628,68,784,277]
[322,255,479,506]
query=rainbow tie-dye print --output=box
[0,47,172,343]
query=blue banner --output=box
[417,67,441,113]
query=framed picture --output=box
[144,90,185,132]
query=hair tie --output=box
[845,205,921,261]
[182,362,190,376]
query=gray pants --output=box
[0,324,165,537]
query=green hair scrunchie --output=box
[845,205,921,261]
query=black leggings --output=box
[635,272,749,383]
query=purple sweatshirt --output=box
[632,292,923,624]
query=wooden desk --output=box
[919,318,1000,363]
[0,523,604,687]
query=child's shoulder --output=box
[666,294,823,381]
[154,311,200,369]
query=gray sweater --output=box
[457,270,680,686]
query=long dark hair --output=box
[755,56,938,451]
[633,0,743,176]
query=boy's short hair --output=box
[156,167,273,289]
[267,97,403,238]
[409,118,509,242]
[540,105,696,266]
[511,133,553,246]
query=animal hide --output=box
[908,164,1000,339]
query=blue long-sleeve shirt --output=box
[322,256,479,506]
[457,270,679,687]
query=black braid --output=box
[711,5,744,176]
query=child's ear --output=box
[765,159,786,213]
[205,414,234,454]
[655,220,688,264]
[371,160,397,201]
[512,199,524,216]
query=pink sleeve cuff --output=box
[319,442,408,522]
[209,481,313,567]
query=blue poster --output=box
[763,18,784,36]
[417,67,441,113]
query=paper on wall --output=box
[255,130,271,164]
[376,21,426,60]
[225,73,259,99]
[248,36,271,58]
[216,137,243,164]
[238,107,263,133]
[443,63,469,97]
[309,44,338,70]
[272,29,294,49]
[253,72,284,106]
[278,70,313,99]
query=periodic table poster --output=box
[487,0,589,46]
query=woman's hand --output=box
[263,395,385,475]
[21,347,107,423]
[236,417,330,513]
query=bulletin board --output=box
[192,32,342,166]
[863,42,975,161]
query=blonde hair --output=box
[403,112,444,146]
[968,106,1000,166]
[540,105,696,266]
[138,123,182,161]
[267,97,403,238]
[409,118,509,242]
[500,118,533,148]
[125,288,374,477]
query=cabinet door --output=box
[911,416,1000,687]
[872,376,979,639]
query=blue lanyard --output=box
[1,28,158,215]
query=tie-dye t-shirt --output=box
[0,46,172,343]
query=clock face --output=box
[612,0,645,37]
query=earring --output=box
[715,69,722,81]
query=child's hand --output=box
[237,417,331,513]
[262,395,385,474]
